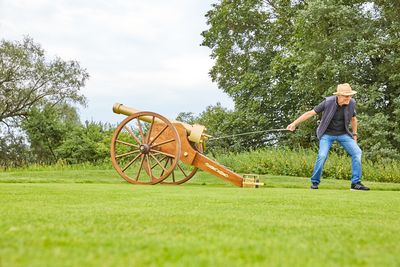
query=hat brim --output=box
[333,91,357,96]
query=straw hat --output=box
[333,83,357,96]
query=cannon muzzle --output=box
[113,103,207,144]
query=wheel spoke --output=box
[122,153,142,172]
[149,124,168,146]
[149,153,168,173]
[161,157,171,176]
[151,156,167,169]
[136,118,145,142]
[116,139,139,148]
[145,116,155,143]
[151,138,175,148]
[171,167,176,182]
[177,163,188,177]
[116,150,140,159]
[135,156,145,181]
[149,151,164,157]
[124,126,141,145]
[146,155,153,180]
[150,149,175,159]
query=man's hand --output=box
[286,110,316,132]
[287,123,296,132]
[353,135,358,143]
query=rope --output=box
[207,128,290,141]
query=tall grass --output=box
[215,147,400,183]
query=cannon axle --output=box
[139,144,151,154]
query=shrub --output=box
[214,147,400,183]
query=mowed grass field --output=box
[1,169,400,267]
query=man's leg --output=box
[337,134,362,184]
[310,135,334,185]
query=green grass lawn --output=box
[1,169,399,267]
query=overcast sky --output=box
[0,0,234,124]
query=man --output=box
[287,83,370,190]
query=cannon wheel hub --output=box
[139,144,150,154]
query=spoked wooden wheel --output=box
[111,111,181,184]
[161,142,204,185]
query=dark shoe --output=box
[310,182,319,189]
[351,182,370,191]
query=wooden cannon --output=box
[110,103,263,187]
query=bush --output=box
[56,121,113,164]
[214,147,400,183]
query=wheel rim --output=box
[110,111,181,184]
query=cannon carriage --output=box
[110,103,262,188]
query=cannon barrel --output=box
[113,103,207,144]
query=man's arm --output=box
[286,110,317,131]
[351,116,358,142]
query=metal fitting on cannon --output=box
[242,174,264,188]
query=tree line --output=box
[200,0,400,161]
[1,0,400,167]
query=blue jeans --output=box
[311,134,362,185]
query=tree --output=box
[0,130,31,169]
[201,0,400,160]
[21,103,81,164]
[201,0,302,130]
[0,37,88,127]
[175,112,197,125]
[356,1,400,160]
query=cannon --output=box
[110,103,263,187]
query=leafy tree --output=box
[201,0,400,160]
[195,103,236,154]
[175,112,197,125]
[0,37,88,126]
[0,130,31,169]
[202,0,301,130]
[21,104,80,164]
[356,1,400,159]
